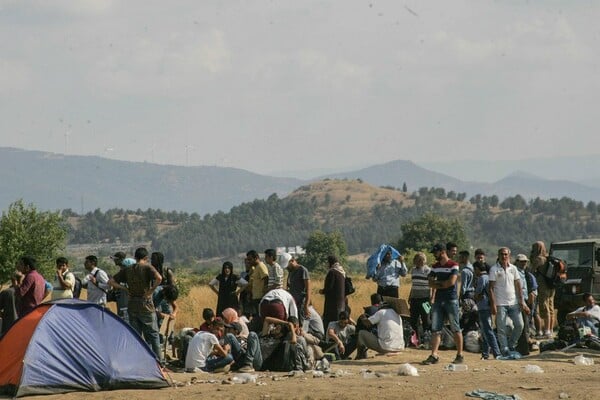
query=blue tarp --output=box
[366,244,402,278]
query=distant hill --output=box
[0,147,304,213]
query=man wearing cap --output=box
[514,254,533,354]
[422,243,464,365]
[489,247,529,356]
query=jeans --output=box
[128,310,162,361]
[204,353,234,372]
[225,332,263,370]
[431,299,461,333]
[496,304,524,353]
[478,309,501,358]
[409,297,431,333]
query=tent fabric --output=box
[366,244,402,279]
[0,299,169,397]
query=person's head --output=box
[16,256,37,273]
[515,254,529,270]
[498,247,511,265]
[264,249,276,264]
[224,321,243,336]
[151,252,164,271]
[446,242,458,259]
[413,252,426,267]
[370,293,383,305]
[473,260,489,276]
[202,308,215,323]
[474,248,486,263]
[111,251,126,267]
[337,310,350,327]
[134,247,149,263]
[431,243,447,262]
[458,250,470,265]
[162,285,179,302]
[583,293,596,307]
[383,250,392,263]
[210,319,225,338]
[84,255,98,272]
[55,257,69,273]
[530,241,548,258]
[287,255,299,271]
[246,250,260,266]
[327,255,339,267]
[221,261,233,277]
[221,307,239,324]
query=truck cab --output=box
[550,239,600,323]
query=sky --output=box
[1,1,599,178]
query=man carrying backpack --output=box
[82,255,110,305]
[51,257,76,300]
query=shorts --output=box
[431,299,461,333]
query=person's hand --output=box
[491,307,497,316]
[338,343,345,354]
[304,306,311,318]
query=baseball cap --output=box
[431,243,446,253]
[515,254,529,262]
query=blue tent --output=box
[0,299,169,397]
[366,244,402,278]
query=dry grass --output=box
[174,275,413,329]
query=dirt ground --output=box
[20,346,600,400]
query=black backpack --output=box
[67,272,83,299]
[544,256,567,288]
[344,276,356,296]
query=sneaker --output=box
[421,354,439,365]
[531,343,540,351]
[212,364,231,373]
[480,355,489,360]
[238,365,255,373]
[453,354,464,364]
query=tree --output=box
[299,230,348,272]
[0,200,67,282]
[397,213,469,252]
[402,182,408,193]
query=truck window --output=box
[551,247,592,267]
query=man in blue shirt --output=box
[372,251,407,298]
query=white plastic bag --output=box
[573,355,594,366]
[524,364,544,373]
[397,363,419,376]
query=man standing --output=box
[82,255,110,305]
[320,255,347,329]
[489,247,529,356]
[422,244,464,365]
[458,251,475,300]
[246,250,269,318]
[264,249,284,290]
[372,251,407,298]
[51,257,75,300]
[109,247,162,361]
[15,256,46,317]
[286,255,311,321]
[446,242,459,261]
[111,251,130,318]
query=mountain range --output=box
[1,146,599,214]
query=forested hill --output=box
[65,179,600,260]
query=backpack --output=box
[544,256,567,288]
[68,272,83,299]
[344,276,356,296]
[92,269,117,302]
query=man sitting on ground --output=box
[356,302,405,359]
[185,319,233,373]
[567,293,600,337]
[326,311,357,360]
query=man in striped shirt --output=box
[422,243,464,365]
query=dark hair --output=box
[338,310,349,320]
[222,261,233,271]
[162,285,179,302]
[474,248,485,256]
[370,293,383,305]
[202,308,215,321]
[211,319,224,329]
[19,256,37,270]
[151,252,164,270]
[473,260,489,273]
[85,255,98,265]
[287,316,299,325]
[583,292,593,302]
[446,242,458,250]
[246,250,259,259]
[56,257,69,266]
[264,249,276,259]
[327,255,339,265]
[459,250,470,257]
[134,247,148,261]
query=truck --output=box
[549,238,600,323]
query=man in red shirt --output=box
[15,256,46,317]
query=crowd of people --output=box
[1,241,599,375]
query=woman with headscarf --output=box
[209,261,244,315]
[530,241,554,338]
[319,255,347,329]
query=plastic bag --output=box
[573,355,594,366]
[397,363,419,376]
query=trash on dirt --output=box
[573,355,594,366]
[312,370,325,378]
[397,363,419,376]
[559,393,569,399]
[523,364,544,373]
[230,373,258,384]
[465,389,523,399]
[444,363,468,372]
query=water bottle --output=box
[444,363,468,372]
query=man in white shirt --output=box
[81,255,110,305]
[259,288,298,321]
[185,319,234,373]
[51,257,75,300]
[489,247,529,356]
[567,293,600,336]
[356,307,405,359]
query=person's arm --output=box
[358,314,372,329]
[211,342,230,357]
[261,316,288,336]
[327,326,344,353]
[145,267,162,297]
[57,271,73,290]
[514,277,529,314]
[398,257,408,277]
[433,274,458,289]
[208,277,219,296]
[303,278,311,317]
[488,280,497,315]
[108,277,128,292]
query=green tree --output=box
[397,213,469,252]
[299,230,348,272]
[0,200,67,282]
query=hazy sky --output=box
[1,1,599,177]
